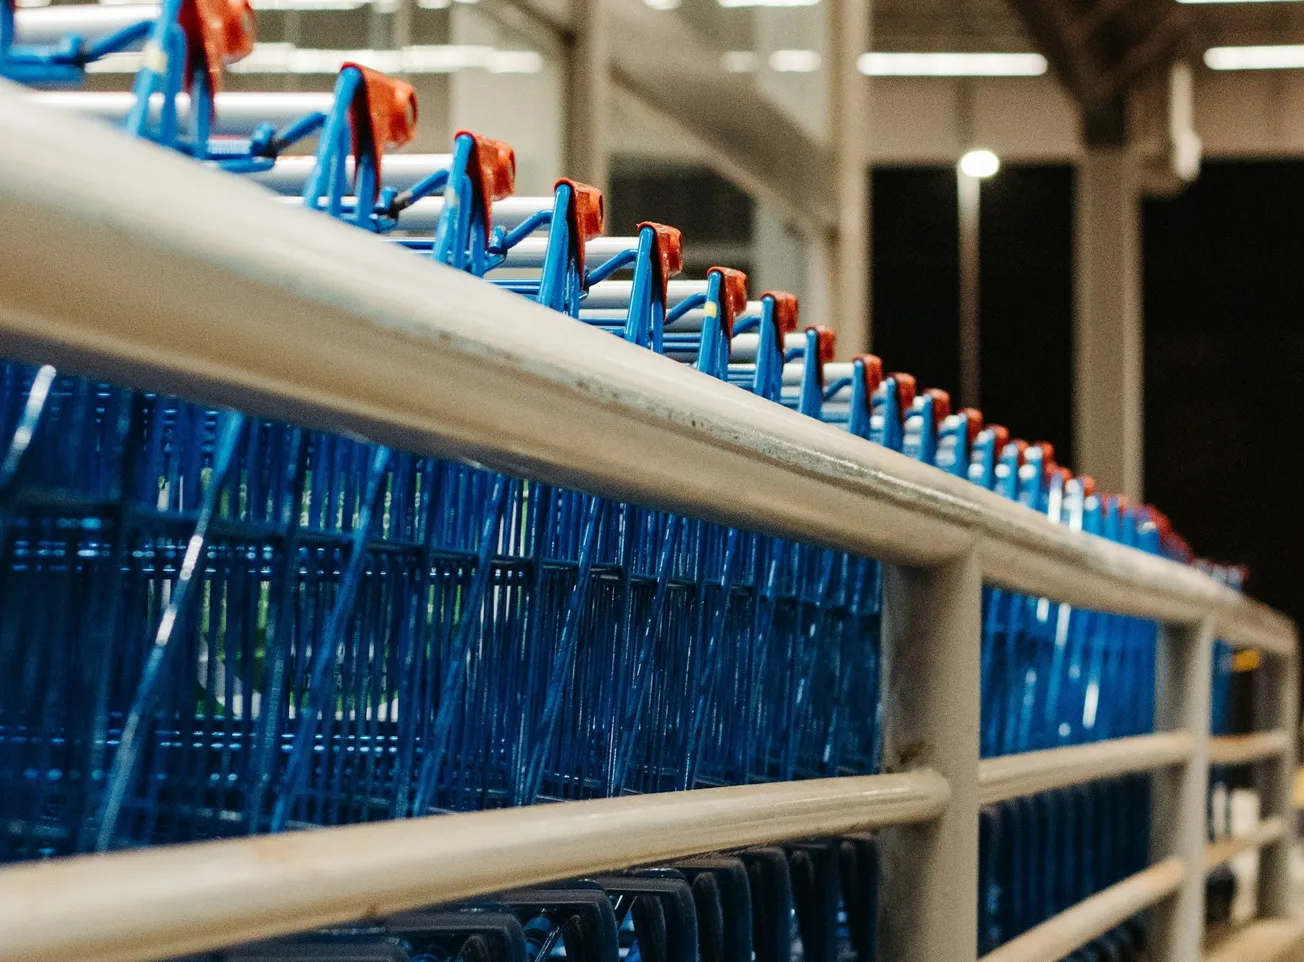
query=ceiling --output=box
[875,0,1304,143]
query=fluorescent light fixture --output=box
[84,41,542,74]
[248,0,368,10]
[484,49,544,72]
[644,0,682,11]
[959,148,999,178]
[721,50,759,72]
[859,51,1047,77]
[1204,44,1304,69]
[137,0,483,9]
[719,0,819,8]
[769,48,820,72]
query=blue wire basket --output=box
[0,354,887,858]
[1,19,1234,962]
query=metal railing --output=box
[0,79,1298,962]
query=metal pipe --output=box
[0,771,950,962]
[976,859,1185,962]
[1204,816,1287,870]
[977,732,1195,807]
[26,91,338,137]
[1207,730,1292,767]
[501,237,654,270]
[879,551,984,962]
[13,3,158,45]
[1150,619,1213,962]
[1253,656,1300,917]
[1203,918,1304,962]
[249,155,454,194]
[276,194,552,233]
[0,80,1294,652]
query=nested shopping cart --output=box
[0,16,1298,962]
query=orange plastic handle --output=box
[810,326,836,365]
[960,407,983,447]
[556,180,605,281]
[459,132,516,232]
[346,64,418,150]
[762,291,799,337]
[891,372,917,415]
[341,64,418,186]
[638,222,684,303]
[708,267,749,339]
[854,354,884,399]
[926,388,951,426]
[181,0,255,96]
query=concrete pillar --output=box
[753,203,808,302]
[753,0,868,352]
[562,0,609,197]
[957,170,981,409]
[1074,146,1143,499]
[822,0,870,355]
[449,5,565,196]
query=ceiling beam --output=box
[1004,0,1113,111]
[1102,9,1187,99]
[1004,0,1191,139]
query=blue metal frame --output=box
[0,0,154,85]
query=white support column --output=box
[450,6,566,195]
[1074,147,1143,500]
[562,0,609,198]
[821,0,870,355]
[878,552,982,962]
[1149,618,1214,962]
[1254,650,1300,918]
[753,203,809,302]
[957,169,981,410]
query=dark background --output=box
[613,160,1304,638]
[873,160,1304,638]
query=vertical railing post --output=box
[1255,647,1300,917]
[1149,617,1214,962]
[877,550,982,962]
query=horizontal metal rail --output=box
[249,155,454,194]
[25,90,339,136]
[13,4,157,45]
[1207,731,1293,766]
[976,859,1186,962]
[977,732,1195,806]
[1204,816,1288,870]
[1204,919,1304,962]
[0,82,1293,654]
[0,772,948,962]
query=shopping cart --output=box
[0,46,1233,962]
[972,447,1158,960]
[4,0,256,159]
